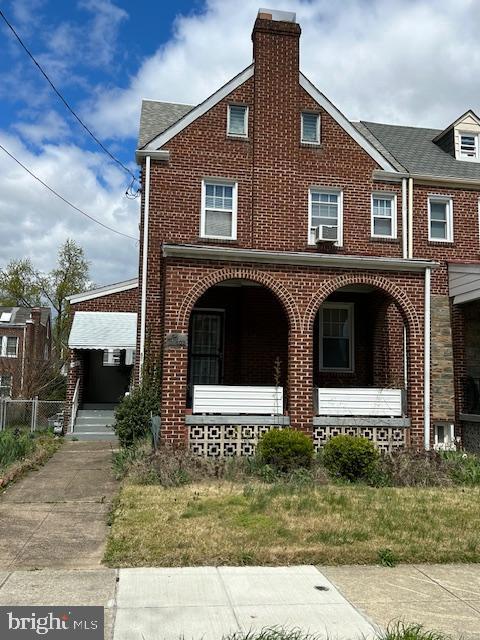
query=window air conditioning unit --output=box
[314,225,337,244]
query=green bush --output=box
[257,429,314,473]
[0,430,35,469]
[114,384,160,448]
[442,450,480,485]
[322,435,378,483]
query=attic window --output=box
[0,312,12,323]
[460,133,479,160]
[227,105,248,137]
[301,112,320,144]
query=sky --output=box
[0,0,479,286]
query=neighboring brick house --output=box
[0,306,51,398]
[67,9,480,454]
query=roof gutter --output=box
[162,244,439,273]
[135,149,170,164]
[374,169,480,189]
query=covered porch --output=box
[67,311,137,431]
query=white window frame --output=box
[227,104,248,138]
[434,422,455,451]
[428,196,453,243]
[371,192,397,239]
[0,374,12,398]
[301,112,320,145]
[0,336,18,358]
[459,131,479,161]
[103,349,121,367]
[319,302,355,373]
[308,188,343,246]
[200,179,238,240]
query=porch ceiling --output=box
[68,311,137,350]
[449,262,480,305]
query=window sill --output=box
[196,238,239,246]
[226,135,249,142]
[427,241,455,247]
[300,142,322,149]
[370,236,400,244]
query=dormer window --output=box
[460,133,479,160]
[227,105,248,137]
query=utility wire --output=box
[0,7,139,186]
[0,142,138,242]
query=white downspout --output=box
[139,154,151,383]
[408,177,414,258]
[401,178,408,259]
[424,267,431,450]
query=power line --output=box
[0,142,138,242]
[0,7,138,187]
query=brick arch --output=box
[302,273,421,336]
[176,268,301,332]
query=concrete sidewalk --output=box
[0,440,118,570]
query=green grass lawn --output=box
[104,481,480,567]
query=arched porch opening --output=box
[186,278,289,415]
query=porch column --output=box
[287,328,313,434]
[160,333,189,447]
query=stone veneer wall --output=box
[431,295,455,423]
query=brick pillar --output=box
[287,328,313,434]
[431,295,455,423]
[451,302,465,442]
[64,349,84,431]
[160,338,189,447]
[406,329,425,449]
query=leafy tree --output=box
[0,259,42,307]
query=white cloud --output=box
[87,0,480,142]
[13,111,71,144]
[0,132,138,285]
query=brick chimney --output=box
[251,9,301,249]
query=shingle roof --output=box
[358,121,480,180]
[0,306,50,326]
[68,311,137,350]
[138,100,193,148]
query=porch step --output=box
[77,409,116,418]
[72,407,117,441]
[74,424,115,434]
[65,432,118,442]
[81,403,118,411]
[75,416,115,427]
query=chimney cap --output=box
[257,8,297,23]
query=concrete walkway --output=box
[0,440,118,570]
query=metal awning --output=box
[449,262,480,305]
[68,311,137,350]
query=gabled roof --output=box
[68,311,137,350]
[358,121,480,180]
[140,65,254,151]
[0,306,50,326]
[67,278,138,305]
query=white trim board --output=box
[67,279,138,304]
[142,65,254,151]
[299,73,397,172]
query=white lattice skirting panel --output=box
[188,423,407,457]
[189,424,280,457]
[313,425,406,452]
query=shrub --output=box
[257,429,314,473]
[322,435,378,483]
[114,383,160,448]
[442,450,480,485]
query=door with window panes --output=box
[189,311,224,389]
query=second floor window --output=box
[0,374,12,398]
[201,180,237,240]
[460,133,479,160]
[371,193,397,239]
[428,196,453,242]
[309,189,343,245]
[1,336,18,358]
[301,112,320,144]
[227,105,248,137]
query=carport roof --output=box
[69,311,137,350]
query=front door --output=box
[189,311,224,389]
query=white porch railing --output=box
[315,387,404,417]
[193,385,284,415]
[70,378,80,432]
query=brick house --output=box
[67,8,480,454]
[0,306,51,398]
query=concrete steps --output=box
[69,406,118,442]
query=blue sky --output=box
[0,0,479,286]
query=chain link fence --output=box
[0,398,66,432]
